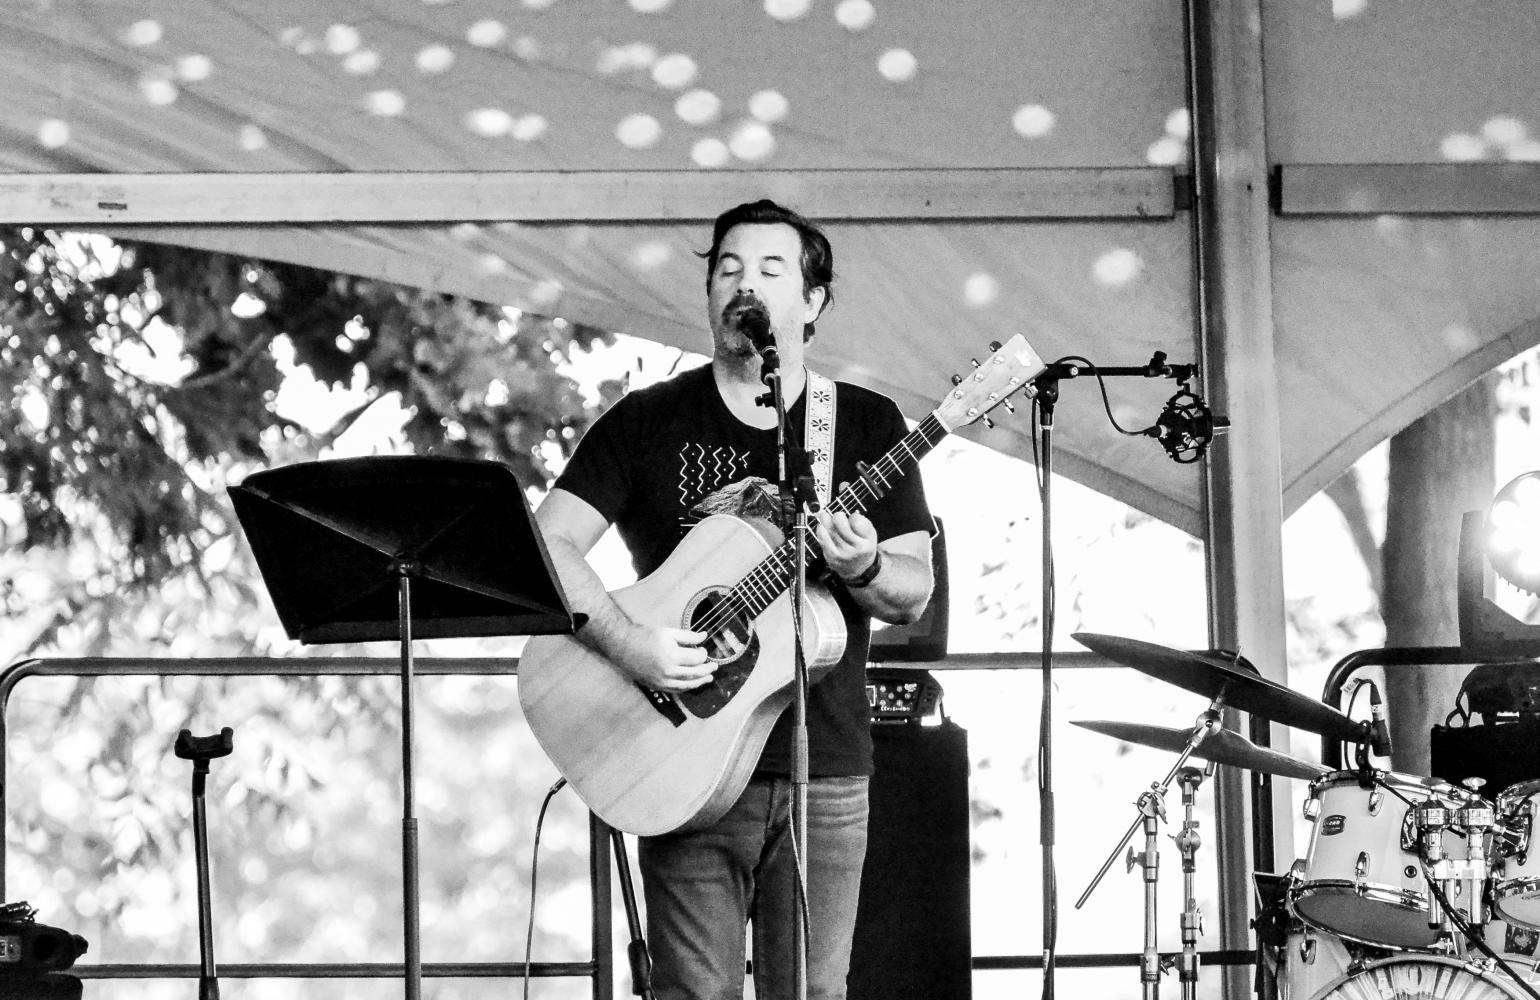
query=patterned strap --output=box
[804,369,836,509]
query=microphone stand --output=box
[757,345,817,1000]
[1032,353,1201,1000]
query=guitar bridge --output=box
[637,683,686,727]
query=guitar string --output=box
[685,413,948,640]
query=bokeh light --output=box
[512,114,549,141]
[139,72,179,107]
[467,20,508,47]
[749,90,789,124]
[466,108,514,135]
[676,89,722,125]
[692,137,731,168]
[238,124,269,150]
[835,0,876,31]
[343,50,382,75]
[766,0,812,21]
[1092,248,1144,288]
[175,55,213,82]
[631,241,673,271]
[368,90,407,117]
[963,273,1000,308]
[730,121,775,161]
[1012,104,1054,138]
[617,113,663,149]
[652,53,698,89]
[121,20,164,47]
[325,24,361,55]
[1165,108,1191,140]
[1331,0,1369,19]
[38,120,70,150]
[1146,136,1186,165]
[1440,133,1486,161]
[630,0,673,11]
[416,45,455,73]
[878,49,918,83]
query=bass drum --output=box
[1309,956,1525,1000]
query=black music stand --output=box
[229,455,581,1000]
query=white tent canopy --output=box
[6,1,1536,535]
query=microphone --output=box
[1151,387,1228,464]
[740,306,776,358]
[1368,681,1393,758]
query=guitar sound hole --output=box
[691,592,750,662]
[678,590,759,720]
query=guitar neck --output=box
[729,412,949,620]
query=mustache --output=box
[722,291,768,327]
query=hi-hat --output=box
[1071,719,1328,780]
[1072,632,1362,741]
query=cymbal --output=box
[1072,632,1362,741]
[1072,719,1329,780]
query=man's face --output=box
[707,222,826,362]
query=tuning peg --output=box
[950,374,962,386]
[982,416,994,429]
[1001,399,1015,414]
[969,358,981,368]
[988,340,1001,352]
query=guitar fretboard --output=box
[712,411,949,629]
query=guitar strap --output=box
[804,368,836,509]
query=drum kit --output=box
[1070,631,1540,1000]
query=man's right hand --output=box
[619,624,715,691]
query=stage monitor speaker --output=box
[849,718,972,1000]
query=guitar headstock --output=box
[934,335,1046,431]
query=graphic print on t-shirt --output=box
[677,443,754,530]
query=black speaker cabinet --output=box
[849,719,972,1000]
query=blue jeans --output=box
[637,775,871,1000]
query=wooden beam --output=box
[1279,163,1540,216]
[0,168,1174,224]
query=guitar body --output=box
[518,514,847,836]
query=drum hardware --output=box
[1076,707,1223,1000]
[1174,767,1205,997]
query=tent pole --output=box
[1183,1,1291,997]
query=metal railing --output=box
[3,652,1261,992]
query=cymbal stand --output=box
[1174,766,1208,1000]
[1077,707,1222,1000]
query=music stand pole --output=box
[1035,377,1059,1000]
[397,566,423,1000]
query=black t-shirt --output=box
[552,362,934,776]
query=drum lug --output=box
[1368,788,1385,816]
[1299,935,1316,965]
[1356,851,1370,880]
[1304,797,1321,821]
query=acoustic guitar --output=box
[518,336,1045,835]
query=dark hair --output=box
[701,199,835,342]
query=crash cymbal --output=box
[1072,632,1362,742]
[1071,719,1328,781]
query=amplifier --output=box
[866,668,943,724]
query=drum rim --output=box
[1290,881,1439,951]
[1307,953,1526,1000]
[1499,779,1540,804]
[1494,880,1540,932]
[1311,769,1468,796]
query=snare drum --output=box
[1309,955,1525,1000]
[1496,780,1540,930]
[1291,770,1485,951]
